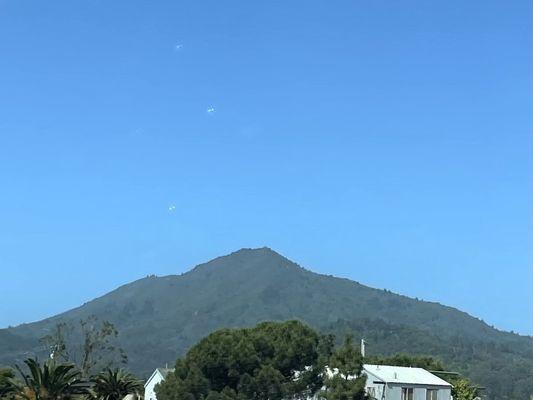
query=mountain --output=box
[1,247,531,399]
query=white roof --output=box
[144,367,174,388]
[363,364,452,387]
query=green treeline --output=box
[155,321,478,400]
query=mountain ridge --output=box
[15,246,520,339]
[1,247,531,399]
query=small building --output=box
[363,364,452,400]
[144,368,174,400]
[144,364,451,400]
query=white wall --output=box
[144,371,164,400]
[380,385,451,400]
[363,372,451,400]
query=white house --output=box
[363,365,452,400]
[144,368,174,400]
[144,364,452,400]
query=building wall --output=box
[364,371,387,400]
[382,385,451,400]
[436,387,452,400]
[363,372,451,400]
[144,372,164,400]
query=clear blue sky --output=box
[0,0,531,335]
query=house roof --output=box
[363,364,452,387]
[145,367,175,387]
[156,368,174,379]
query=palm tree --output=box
[0,368,20,399]
[91,369,143,400]
[15,358,89,400]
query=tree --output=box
[320,335,367,400]
[156,362,209,400]
[39,323,71,364]
[364,354,445,371]
[156,321,333,400]
[91,368,143,400]
[79,318,127,377]
[0,368,19,400]
[15,358,89,400]
[40,316,128,377]
[451,378,480,400]
[253,365,285,400]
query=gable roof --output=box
[156,368,174,379]
[144,367,175,388]
[363,364,452,387]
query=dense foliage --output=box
[156,321,336,400]
[325,318,533,400]
[0,359,142,400]
[15,358,89,400]
[364,353,445,371]
[91,368,143,400]
[0,368,18,400]
[451,378,481,400]
[320,336,367,400]
[1,248,531,399]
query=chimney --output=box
[361,339,366,358]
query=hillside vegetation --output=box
[1,248,531,400]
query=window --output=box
[402,388,414,400]
[367,387,376,399]
[426,389,438,400]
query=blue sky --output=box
[0,0,531,335]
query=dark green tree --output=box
[156,320,332,400]
[253,365,285,400]
[0,368,19,400]
[320,336,367,400]
[91,368,143,400]
[365,354,445,371]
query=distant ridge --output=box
[1,247,531,399]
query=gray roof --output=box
[363,364,452,387]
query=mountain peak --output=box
[230,246,289,259]
[228,246,282,256]
[190,247,300,276]
[2,248,529,399]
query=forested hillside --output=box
[1,248,531,400]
